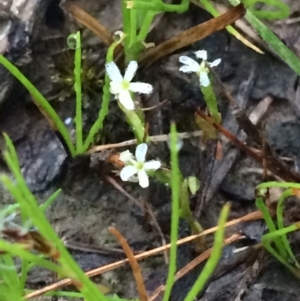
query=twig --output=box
[62,2,114,47]
[139,4,246,66]
[87,131,202,154]
[141,99,168,111]
[109,227,148,301]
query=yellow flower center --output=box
[122,80,130,90]
[135,162,144,170]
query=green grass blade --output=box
[40,189,61,212]
[262,222,300,277]
[129,0,189,12]
[0,56,75,156]
[162,123,181,301]
[257,181,300,190]
[255,196,287,259]
[184,204,230,301]
[201,81,221,123]
[276,189,300,268]
[73,31,83,154]
[83,35,125,151]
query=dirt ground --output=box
[1,0,300,300]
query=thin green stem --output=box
[0,56,75,157]
[137,11,156,41]
[242,0,289,20]
[121,104,147,143]
[20,260,30,291]
[276,189,300,267]
[129,9,138,47]
[130,0,189,12]
[200,79,221,123]
[262,222,300,277]
[74,31,83,154]
[257,181,300,190]
[162,123,180,301]
[83,35,125,151]
[255,196,287,259]
[122,0,131,62]
[184,204,230,301]
[40,189,61,212]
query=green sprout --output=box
[256,182,300,277]
[122,0,189,61]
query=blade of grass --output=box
[262,221,300,278]
[255,195,287,259]
[83,34,126,151]
[0,56,75,156]
[183,204,230,301]
[162,123,180,301]
[40,189,61,212]
[276,189,300,268]
[129,0,189,12]
[72,31,83,154]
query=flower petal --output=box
[144,160,161,171]
[129,82,153,94]
[199,71,210,87]
[194,50,207,60]
[128,175,139,183]
[120,165,138,181]
[110,81,123,95]
[209,58,221,68]
[138,170,149,188]
[179,56,200,72]
[179,66,194,73]
[119,150,134,163]
[118,90,135,110]
[105,61,123,82]
[135,143,148,163]
[124,61,138,82]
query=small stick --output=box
[109,227,148,301]
[140,4,245,66]
[87,131,202,154]
[141,99,168,111]
[62,2,114,47]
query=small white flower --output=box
[105,61,153,110]
[119,143,161,188]
[179,50,221,87]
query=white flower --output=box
[179,50,221,87]
[105,61,153,110]
[119,143,161,188]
